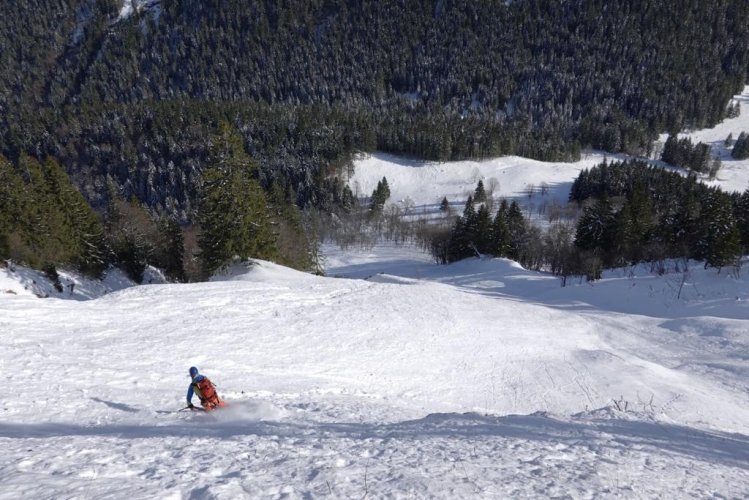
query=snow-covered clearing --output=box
[351,86,749,215]
[1,86,749,498]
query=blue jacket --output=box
[187,374,207,404]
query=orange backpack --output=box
[194,377,223,409]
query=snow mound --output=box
[210,259,319,285]
[365,273,421,285]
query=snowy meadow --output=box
[1,87,749,498]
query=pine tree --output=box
[574,195,615,258]
[732,132,749,159]
[446,196,477,262]
[726,102,741,118]
[698,192,741,270]
[197,121,277,277]
[107,196,158,284]
[439,196,450,212]
[689,143,710,173]
[662,135,680,166]
[490,204,510,257]
[268,181,315,272]
[369,178,391,214]
[474,204,492,254]
[618,184,655,264]
[0,155,23,261]
[474,180,487,203]
[43,158,107,277]
[0,155,106,275]
[154,216,185,281]
[736,189,749,253]
[707,224,742,271]
[18,155,55,266]
[663,185,702,260]
[380,177,391,200]
[0,233,8,260]
[341,185,355,213]
[506,200,527,261]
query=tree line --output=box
[1,0,748,280]
[1,0,747,218]
[569,160,747,276]
[430,160,748,282]
[0,122,316,285]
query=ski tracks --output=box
[2,393,748,499]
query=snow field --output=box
[1,85,749,499]
[350,85,749,217]
[2,257,749,498]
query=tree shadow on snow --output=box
[0,412,747,470]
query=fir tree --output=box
[446,196,476,261]
[574,195,615,259]
[340,185,355,213]
[617,184,655,264]
[474,180,487,203]
[154,216,186,282]
[369,177,391,214]
[439,196,450,212]
[197,122,277,277]
[732,132,749,159]
[698,192,741,270]
[474,204,492,254]
[505,201,527,261]
[490,204,510,257]
[380,177,391,200]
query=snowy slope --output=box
[351,151,604,211]
[1,258,748,498]
[2,86,749,498]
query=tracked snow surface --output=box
[1,86,748,498]
[2,256,748,498]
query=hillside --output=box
[1,6,749,494]
[1,257,748,497]
[0,0,747,215]
[349,86,749,213]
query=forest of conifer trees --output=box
[1,0,748,280]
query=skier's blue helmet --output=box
[189,366,199,378]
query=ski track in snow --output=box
[1,86,749,498]
[2,258,748,498]
[2,410,748,499]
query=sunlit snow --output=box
[118,0,158,21]
[1,87,749,498]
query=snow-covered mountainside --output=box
[1,255,748,498]
[1,86,748,498]
[350,85,749,211]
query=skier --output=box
[186,366,225,411]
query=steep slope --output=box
[1,259,747,497]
